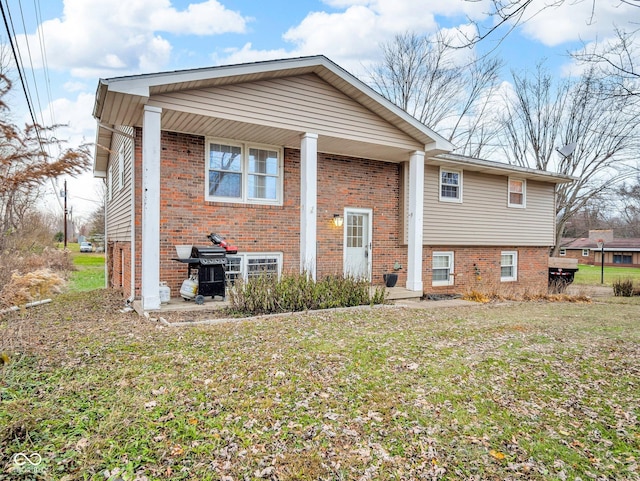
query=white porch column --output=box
[141,105,162,310]
[300,132,318,280]
[406,150,425,292]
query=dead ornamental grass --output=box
[0,248,73,308]
[1,290,639,481]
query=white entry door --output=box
[343,208,372,280]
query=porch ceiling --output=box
[94,107,423,174]
[161,108,416,162]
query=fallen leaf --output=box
[490,449,506,460]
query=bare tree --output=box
[368,31,504,157]
[499,63,640,253]
[615,176,640,236]
[573,26,640,98]
[0,74,91,251]
[457,0,639,97]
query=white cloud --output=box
[517,0,639,46]
[36,92,101,220]
[149,0,251,35]
[15,0,250,79]
[213,0,487,77]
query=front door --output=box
[343,208,372,280]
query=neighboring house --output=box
[560,230,640,267]
[92,55,572,310]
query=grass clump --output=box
[613,278,635,297]
[228,272,386,315]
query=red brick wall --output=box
[316,152,405,285]
[148,131,406,293]
[562,248,594,265]
[423,246,550,295]
[106,240,132,295]
[111,129,551,297]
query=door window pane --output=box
[347,214,364,248]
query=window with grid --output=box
[347,214,364,248]
[508,178,525,207]
[439,168,462,202]
[501,251,518,282]
[225,256,242,284]
[432,252,454,286]
[582,249,590,257]
[225,253,282,282]
[206,140,282,204]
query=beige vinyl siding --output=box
[421,165,556,246]
[106,126,134,241]
[149,73,422,152]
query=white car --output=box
[80,242,93,253]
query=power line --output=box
[17,0,45,126]
[0,0,43,147]
[33,0,55,126]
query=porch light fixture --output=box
[332,214,344,227]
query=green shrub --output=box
[613,278,635,297]
[228,272,387,315]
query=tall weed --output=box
[228,272,386,315]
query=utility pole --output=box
[63,180,68,249]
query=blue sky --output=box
[3,0,637,219]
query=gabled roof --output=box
[92,55,454,176]
[434,153,575,184]
[561,237,640,251]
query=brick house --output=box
[92,56,572,310]
[560,230,640,267]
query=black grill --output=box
[190,246,228,298]
[173,234,238,301]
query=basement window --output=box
[225,253,283,283]
[432,252,454,286]
[501,251,518,282]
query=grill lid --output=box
[191,246,227,258]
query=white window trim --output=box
[118,144,125,190]
[226,252,283,282]
[559,248,566,256]
[507,177,526,208]
[205,138,283,206]
[582,249,590,257]
[439,167,463,203]
[432,251,454,286]
[501,251,518,282]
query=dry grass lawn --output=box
[1,290,639,480]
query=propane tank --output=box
[180,275,198,300]
[159,282,171,304]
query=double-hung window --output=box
[225,253,283,283]
[501,251,518,282]
[432,251,454,286]
[206,140,282,204]
[582,249,590,257]
[439,168,462,202]
[508,178,526,208]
